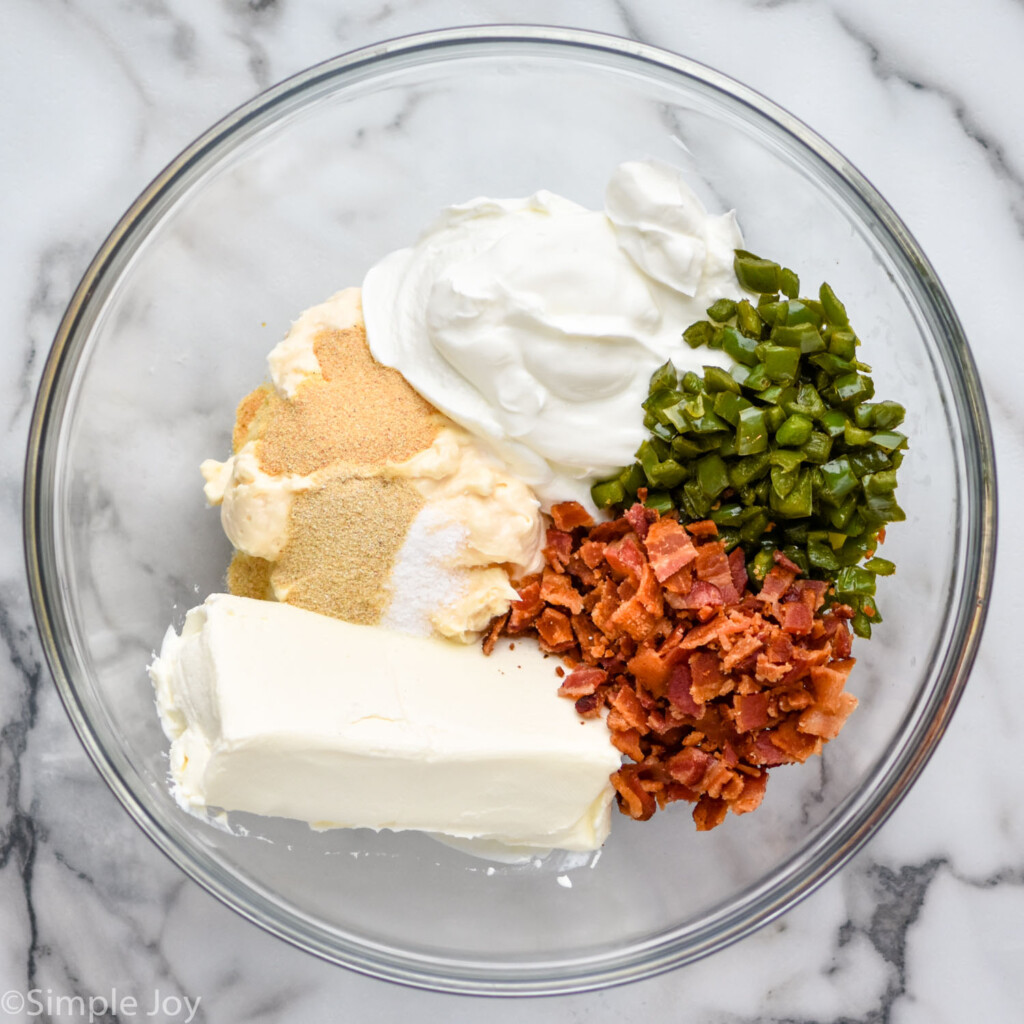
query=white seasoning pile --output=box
[381,506,470,638]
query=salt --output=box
[381,505,471,637]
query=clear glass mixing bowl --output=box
[24,27,995,994]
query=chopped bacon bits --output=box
[489,503,858,832]
[550,501,594,531]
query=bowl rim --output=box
[23,24,997,996]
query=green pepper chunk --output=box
[683,320,714,349]
[776,299,822,328]
[736,299,764,338]
[704,365,741,394]
[807,536,841,571]
[851,613,873,639]
[750,547,776,584]
[775,413,814,447]
[648,458,688,488]
[817,409,848,438]
[833,372,874,406]
[712,390,752,426]
[710,503,746,526]
[707,298,738,322]
[648,360,677,394]
[681,371,704,395]
[643,490,675,515]
[680,479,712,519]
[771,469,813,516]
[591,477,625,509]
[618,463,646,497]
[820,456,860,502]
[697,453,730,499]
[799,431,833,465]
[869,430,908,451]
[779,266,800,299]
[843,421,873,446]
[863,470,898,495]
[819,282,849,327]
[729,451,771,488]
[828,329,857,361]
[736,406,769,455]
[762,345,801,383]
[743,362,773,391]
[772,322,825,353]
[734,251,781,293]
[836,565,876,596]
[784,382,826,420]
[864,556,895,576]
[719,326,760,366]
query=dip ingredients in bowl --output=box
[149,160,905,851]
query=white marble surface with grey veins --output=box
[3,1,1023,1021]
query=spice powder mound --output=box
[226,322,442,625]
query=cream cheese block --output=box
[149,594,620,851]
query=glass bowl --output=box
[24,27,995,995]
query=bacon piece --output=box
[604,535,646,582]
[667,746,714,787]
[689,649,730,702]
[799,692,858,739]
[535,608,575,651]
[543,528,574,572]
[702,759,738,799]
[730,770,769,815]
[693,795,728,831]
[550,501,593,531]
[610,565,663,642]
[574,693,604,718]
[558,666,607,698]
[624,502,657,540]
[644,517,698,582]
[627,647,671,697]
[678,580,724,610]
[809,659,855,713]
[769,720,822,762]
[612,768,656,821]
[721,632,763,673]
[832,618,853,660]
[760,566,797,607]
[662,563,694,595]
[610,685,648,732]
[755,653,791,684]
[665,662,702,717]
[765,631,794,664]
[571,613,609,662]
[590,579,621,639]
[611,728,645,762]
[685,520,719,539]
[772,550,804,574]
[680,613,741,651]
[540,569,584,615]
[579,539,607,570]
[733,692,770,733]
[507,580,543,632]
[695,542,739,603]
[728,546,749,597]
[779,600,814,636]
[481,612,508,656]
[794,579,829,612]
[749,733,792,766]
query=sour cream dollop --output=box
[363,160,743,509]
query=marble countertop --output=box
[4,1,1021,1020]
